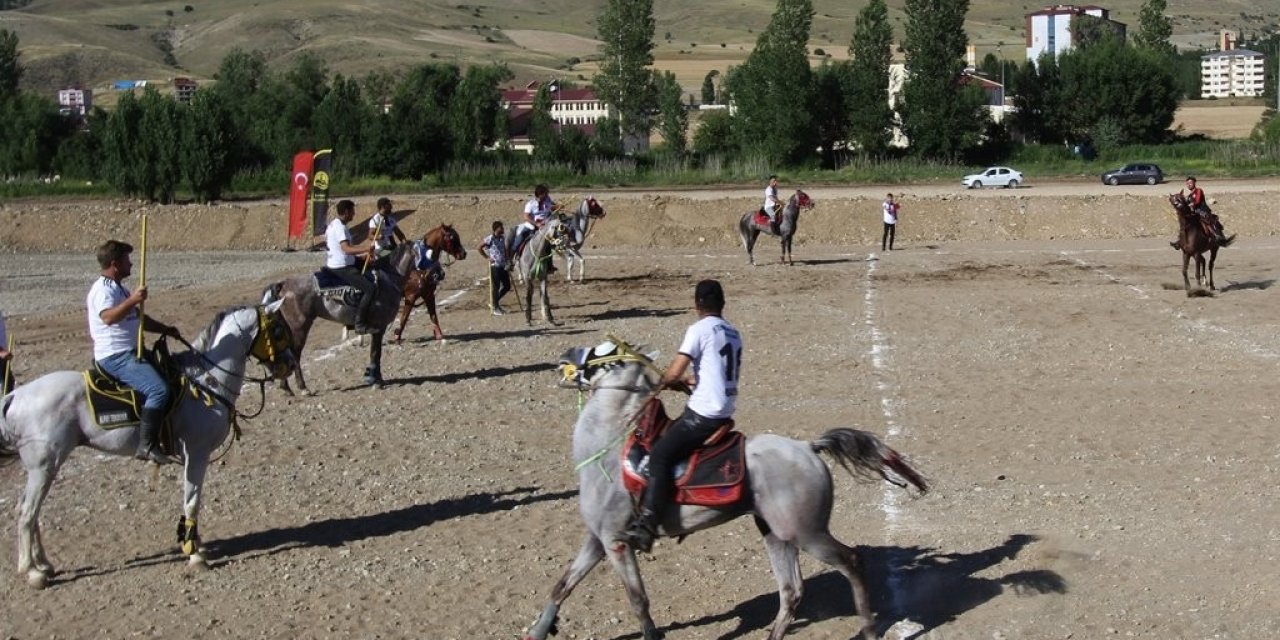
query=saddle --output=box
[753,209,781,235]
[620,398,747,507]
[313,267,378,306]
[82,340,205,456]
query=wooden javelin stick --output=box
[362,215,383,275]
[2,333,13,396]
[136,214,148,359]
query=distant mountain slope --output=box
[4,0,1275,99]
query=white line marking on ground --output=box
[861,250,911,617]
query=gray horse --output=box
[555,197,606,282]
[262,242,414,392]
[738,189,815,266]
[510,221,562,325]
[0,303,296,587]
[522,338,928,640]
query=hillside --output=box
[3,0,1276,102]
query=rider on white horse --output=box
[511,184,557,266]
[87,239,183,464]
[763,175,781,225]
[621,280,743,553]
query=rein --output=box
[564,334,667,477]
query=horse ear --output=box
[264,299,285,315]
[644,348,661,362]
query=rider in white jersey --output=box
[511,183,557,258]
[620,279,742,553]
[763,175,781,225]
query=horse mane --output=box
[191,305,254,352]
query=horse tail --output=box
[810,428,928,493]
[1219,234,1236,249]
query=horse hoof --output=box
[187,554,211,571]
[26,568,50,589]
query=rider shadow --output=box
[200,487,575,565]
[583,307,683,322]
[1218,278,1274,292]
[632,533,1063,640]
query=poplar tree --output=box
[183,89,236,202]
[1135,0,1175,57]
[701,70,718,105]
[846,0,895,154]
[725,0,816,163]
[0,28,19,98]
[899,0,988,159]
[528,84,560,162]
[655,71,688,156]
[595,0,656,143]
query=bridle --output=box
[175,306,296,418]
[559,334,663,394]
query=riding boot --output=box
[620,507,659,553]
[135,407,176,465]
[1170,239,1182,250]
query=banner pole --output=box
[136,214,148,359]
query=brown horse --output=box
[1169,192,1235,295]
[391,225,467,344]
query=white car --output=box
[962,166,1023,189]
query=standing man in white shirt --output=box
[369,197,408,262]
[763,175,782,227]
[620,279,743,553]
[326,199,378,334]
[882,192,900,251]
[87,240,183,464]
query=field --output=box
[2,181,1279,638]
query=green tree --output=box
[138,88,182,203]
[449,64,513,161]
[55,107,107,180]
[591,115,624,159]
[210,49,271,169]
[655,70,688,156]
[0,93,72,176]
[595,0,656,143]
[528,83,561,162]
[102,91,145,196]
[1054,36,1178,144]
[811,62,851,168]
[691,109,738,157]
[899,0,989,159]
[313,74,371,175]
[560,127,592,174]
[724,0,816,164]
[183,89,237,202]
[0,28,19,98]
[256,53,330,167]
[846,0,895,154]
[385,64,460,178]
[1134,0,1175,58]
[700,70,719,104]
[1010,57,1064,144]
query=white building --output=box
[500,81,648,154]
[1200,49,1266,98]
[1025,4,1126,66]
[56,87,92,117]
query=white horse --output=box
[555,197,606,282]
[522,338,928,640]
[511,221,561,325]
[0,302,296,588]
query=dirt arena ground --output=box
[1,180,1279,639]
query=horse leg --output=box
[541,278,557,326]
[524,281,535,326]
[523,534,607,640]
[604,541,662,640]
[365,332,385,387]
[179,450,212,569]
[425,282,443,341]
[1208,248,1218,291]
[17,457,60,588]
[797,532,875,640]
[743,227,759,266]
[1182,251,1192,294]
[393,275,421,344]
[283,317,315,396]
[762,533,803,640]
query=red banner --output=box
[288,151,314,240]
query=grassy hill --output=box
[3,0,1277,103]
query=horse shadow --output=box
[408,327,590,344]
[48,487,576,585]
[330,361,558,390]
[618,533,1063,640]
[1218,279,1274,292]
[583,307,683,322]
[791,258,858,266]
[584,273,691,284]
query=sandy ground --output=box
[1,180,1280,639]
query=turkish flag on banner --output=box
[288,151,314,240]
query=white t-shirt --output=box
[523,196,555,225]
[369,212,399,251]
[326,218,355,269]
[763,185,780,214]
[679,315,743,420]
[883,200,899,224]
[87,276,137,361]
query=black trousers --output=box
[641,408,728,516]
[329,265,377,323]
[882,223,896,251]
[489,264,511,308]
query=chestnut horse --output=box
[391,225,467,343]
[1169,193,1234,295]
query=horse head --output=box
[792,190,815,211]
[425,224,467,262]
[1169,192,1197,222]
[585,197,606,220]
[250,300,298,380]
[192,303,297,382]
[558,337,661,391]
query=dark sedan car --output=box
[1101,163,1164,186]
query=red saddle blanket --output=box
[752,210,771,227]
[620,398,747,507]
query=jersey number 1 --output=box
[719,343,742,382]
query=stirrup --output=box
[136,446,179,465]
[619,524,655,553]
